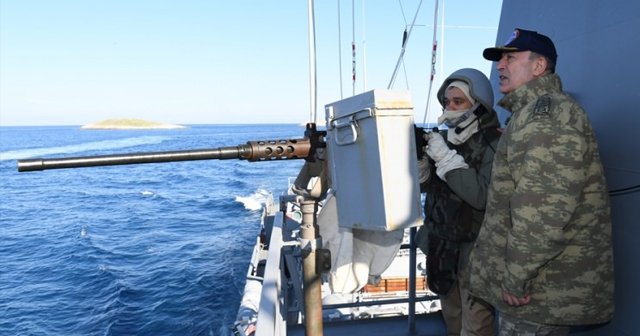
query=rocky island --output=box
[81,118,186,130]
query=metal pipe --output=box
[17,138,311,172]
[408,226,417,333]
[322,294,438,310]
[17,147,241,172]
[300,198,323,336]
[307,0,318,123]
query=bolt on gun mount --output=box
[17,123,326,172]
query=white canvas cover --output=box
[317,192,403,293]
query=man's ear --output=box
[533,56,548,76]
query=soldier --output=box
[468,28,614,335]
[416,68,500,335]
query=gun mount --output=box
[17,123,326,172]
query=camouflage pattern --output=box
[499,313,570,336]
[417,105,501,295]
[468,73,614,325]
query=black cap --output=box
[483,28,557,64]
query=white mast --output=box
[337,0,344,99]
[362,0,367,92]
[308,0,318,123]
[440,0,445,98]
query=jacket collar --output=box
[497,73,563,114]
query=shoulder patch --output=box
[532,95,551,119]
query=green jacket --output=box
[469,73,614,325]
[417,106,501,294]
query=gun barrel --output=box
[17,138,311,172]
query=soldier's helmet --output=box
[436,68,494,113]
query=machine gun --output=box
[17,123,326,172]
[15,122,332,335]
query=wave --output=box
[234,189,272,211]
[0,136,170,161]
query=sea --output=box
[0,124,305,336]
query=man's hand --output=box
[425,132,450,162]
[425,132,468,181]
[501,289,531,306]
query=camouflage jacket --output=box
[468,74,614,325]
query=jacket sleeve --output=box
[444,137,498,210]
[502,117,588,296]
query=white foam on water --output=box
[235,189,271,211]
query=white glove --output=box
[425,132,451,162]
[426,132,468,181]
[435,153,468,181]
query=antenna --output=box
[352,0,356,96]
[422,0,440,125]
[387,0,424,89]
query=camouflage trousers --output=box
[498,313,570,336]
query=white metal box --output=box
[324,89,422,231]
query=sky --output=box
[0,0,503,126]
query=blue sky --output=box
[0,0,502,126]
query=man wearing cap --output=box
[468,28,614,335]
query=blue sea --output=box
[0,124,305,336]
